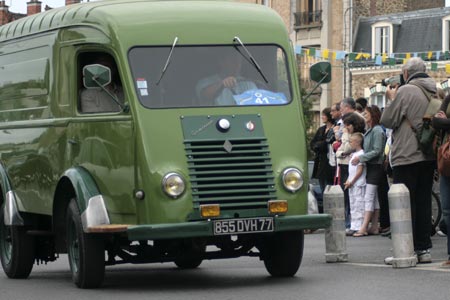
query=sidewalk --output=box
[304,230,448,268]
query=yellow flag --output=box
[323,49,329,59]
[363,53,371,59]
[306,49,310,56]
[403,58,407,64]
[382,53,387,62]
[406,53,411,59]
[446,64,450,74]
[356,53,362,60]
[332,51,337,60]
[428,51,432,59]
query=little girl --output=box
[344,133,366,237]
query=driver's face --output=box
[220,54,242,76]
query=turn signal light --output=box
[268,200,288,214]
[200,204,220,218]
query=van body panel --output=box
[0,1,331,282]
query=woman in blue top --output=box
[351,105,386,236]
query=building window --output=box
[370,93,386,109]
[371,22,393,57]
[442,16,450,52]
[294,0,322,29]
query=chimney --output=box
[0,1,9,25]
[66,0,81,5]
[27,0,42,16]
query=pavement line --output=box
[343,262,450,272]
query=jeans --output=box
[392,161,434,251]
[338,164,350,229]
[440,174,450,257]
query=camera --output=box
[381,74,405,87]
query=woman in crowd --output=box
[310,107,336,210]
[432,95,450,268]
[350,105,386,236]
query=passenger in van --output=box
[80,54,124,113]
[196,52,257,106]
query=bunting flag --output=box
[431,63,438,71]
[446,64,450,74]
[295,46,450,72]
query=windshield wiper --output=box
[156,36,178,85]
[233,36,268,84]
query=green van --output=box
[0,0,331,288]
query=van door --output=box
[65,49,136,224]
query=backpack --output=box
[407,83,441,155]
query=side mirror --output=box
[302,62,332,102]
[83,64,111,88]
[309,61,331,84]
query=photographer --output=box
[380,57,436,264]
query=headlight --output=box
[282,168,303,192]
[162,173,186,198]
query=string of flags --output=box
[294,45,450,73]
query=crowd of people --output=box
[310,57,450,268]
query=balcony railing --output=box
[294,10,322,29]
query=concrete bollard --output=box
[323,185,348,262]
[388,184,417,268]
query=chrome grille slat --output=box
[185,138,276,210]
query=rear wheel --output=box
[262,231,304,277]
[66,199,105,289]
[174,242,205,269]
[0,207,35,278]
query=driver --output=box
[196,51,257,105]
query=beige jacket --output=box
[380,74,436,167]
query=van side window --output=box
[78,52,124,113]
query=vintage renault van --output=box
[0,0,331,288]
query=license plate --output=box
[213,217,274,235]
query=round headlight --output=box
[162,173,186,198]
[282,168,303,192]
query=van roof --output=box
[0,0,287,45]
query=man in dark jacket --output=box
[381,57,436,263]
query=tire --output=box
[0,207,35,278]
[66,199,105,289]
[174,242,205,269]
[174,257,203,269]
[262,231,304,277]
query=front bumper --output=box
[126,214,331,241]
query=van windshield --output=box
[128,45,292,108]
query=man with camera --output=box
[380,57,436,263]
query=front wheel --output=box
[262,231,304,277]
[0,207,35,278]
[66,199,105,289]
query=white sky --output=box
[6,0,100,14]
[6,0,450,14]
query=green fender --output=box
[62,167,110,232]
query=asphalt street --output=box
[0,231,448,300]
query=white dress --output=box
[348,149,366,231]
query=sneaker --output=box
[415,250,432,264]
[436,230,447,237]
[384,256,393,265]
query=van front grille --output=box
[185,138,276,211]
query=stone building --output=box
[0,0,81,25]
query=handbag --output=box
[437,136,450,177]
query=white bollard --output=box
[323,185,348,262]
[388,184,417,268]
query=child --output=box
[344,133,366,237]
